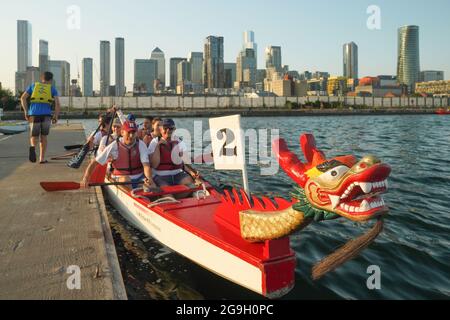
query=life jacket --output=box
[157,140,184,171]
[112,139,144,176]
[30,82,54,104]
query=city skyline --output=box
[2,0,450,92]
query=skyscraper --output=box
[224,63,236,88]
[39,40,49,74]
[170,58,187,89]
[115,38,125,96]
[100,41,111,96]
[82,58,93,97]
[133,59,157,95]
[203,36,224,89]
[343,42,358,79]
[177,60,192,85]
[236,48,257,88]
[16,20,32,93]
[265,46,282,72]
[243,31,257,67]
[151,47,166,87]
[17,20,32,73]
[188,52,204,85]
[49,60,70,96]
[397,25,420,93]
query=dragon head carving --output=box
[275,134,391,222]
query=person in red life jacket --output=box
[80,121,156,190]
[149,119,200,198]
[138,116,154,146]
[87,115,112,152]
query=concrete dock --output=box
[0,124,127,300]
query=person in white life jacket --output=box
[98,118,122,153]
[149,119,200,198]
[81,121,155,190]
[88,115,112,152]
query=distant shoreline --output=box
[1,107,439,120]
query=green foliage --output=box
[0,88,18,111]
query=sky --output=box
[1,0,449,92]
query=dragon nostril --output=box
[359,163,367,169]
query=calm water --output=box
[82,114,450,300]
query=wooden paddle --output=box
[51,152,79,160]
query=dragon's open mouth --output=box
[332,180,388,215]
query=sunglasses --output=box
[163,127,175,131]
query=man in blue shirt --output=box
[20,72,61,163]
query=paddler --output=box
[149,119,200,198]
[98,118,122,153]
[80,120,156,190]
[138,116,154,146]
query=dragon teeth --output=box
[361,200,371,211]
[360,182,372,194]
[329,195,341,209]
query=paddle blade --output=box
[40,182,81,192]
[90,164,108,184]
[64,144,83,151]
[67,144,90,169]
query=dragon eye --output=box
[319,165,350,184]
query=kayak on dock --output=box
[0,122,28,135]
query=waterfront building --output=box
[82,58,93,97]
[416,80,450,96]
[25,67,40,88]
[419,71,444,82]
[343,42,358,79]
[170,57,187,89]
[177,60,191,85]
[236,48,257,88]
[397,25,420,93]
[265,46,282,72]
[100,41,111,96]
[17,20,32,73]
[354,76,402,97]
[115,37,125,96]
[49,60,70,96]
[243,31,257,67]
[133,59,157,95]
[327,76,348,96]
[39,40,49,74]
[224,63,236,89]
[204,36,225,90]
[188,52,203,85]
[151,47,166,87]
[16,20,32,93]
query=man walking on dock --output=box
[20,72,61,163]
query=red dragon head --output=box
[274,134,391,222]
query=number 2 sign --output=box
[209,115,245,171]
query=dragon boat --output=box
[102,133,391,298]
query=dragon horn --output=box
[300,134,326,165]
[273,138,308,187]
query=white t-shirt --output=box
[95,138,149,180]
[98,134,119,153]
[148,137,188,177]
[93,131,104,147]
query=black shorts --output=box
[30,115,52,137]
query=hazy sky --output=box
[1,0,449,91]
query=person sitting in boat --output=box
[98,118,122,153]
[149,119,200,198]
[88,115,112,153]
[151,117,162,139]
[138,116,154,146]
[81,121,156,190]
